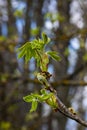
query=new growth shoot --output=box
[17,32,87,127]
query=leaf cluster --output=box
[17,32,61,71]
[23,89,54,112]
[17,32,61,113]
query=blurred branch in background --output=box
[1,73,87,87]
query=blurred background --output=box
[0,0,87,130]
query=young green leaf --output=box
[25,49,31,62]
[17,33,52,65]
[40,89,46,94]
[17,42,31,60]
[17,42,30,52]
[23,95,34,102]
[40,53,49,71]
[30,100,38,112]
[42,32,50,44]
[17,47,26,59]
[31,39,44,50]
[36,73,49,87]
[41,93,54,100]
[46,95,58,108]
[47,51,61,61]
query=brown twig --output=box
[56,96,87,127]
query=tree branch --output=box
[56,96,87,127]
[36,72,87,127]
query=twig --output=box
[56,96,87,127]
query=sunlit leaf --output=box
[42,93,53,100]
[17,47,26,59]
[40,89,46,94]
[47,51,61,61]
[23,95,34,102]
[30,100,38,112]
[42,32,50,44]
[40,53,49,71]
[46,95,58,108]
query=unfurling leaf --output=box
[40,89,46,94]
[46,95,58,108]
[17,42,32,61]
[40,53,49,71]
[23,95,34,102]
[41,93,54,100]
[30,100,38,112]
[47,51,61,61]
[17,32,61,113]
[36,73,49,87]
[42,32,50,44]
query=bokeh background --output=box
[0,0,87,130]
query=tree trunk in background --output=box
[53,0,71,129]
[0,53,7,121]
[24,0,32,41]
[33,0,44,36]
[7,0,16,36]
